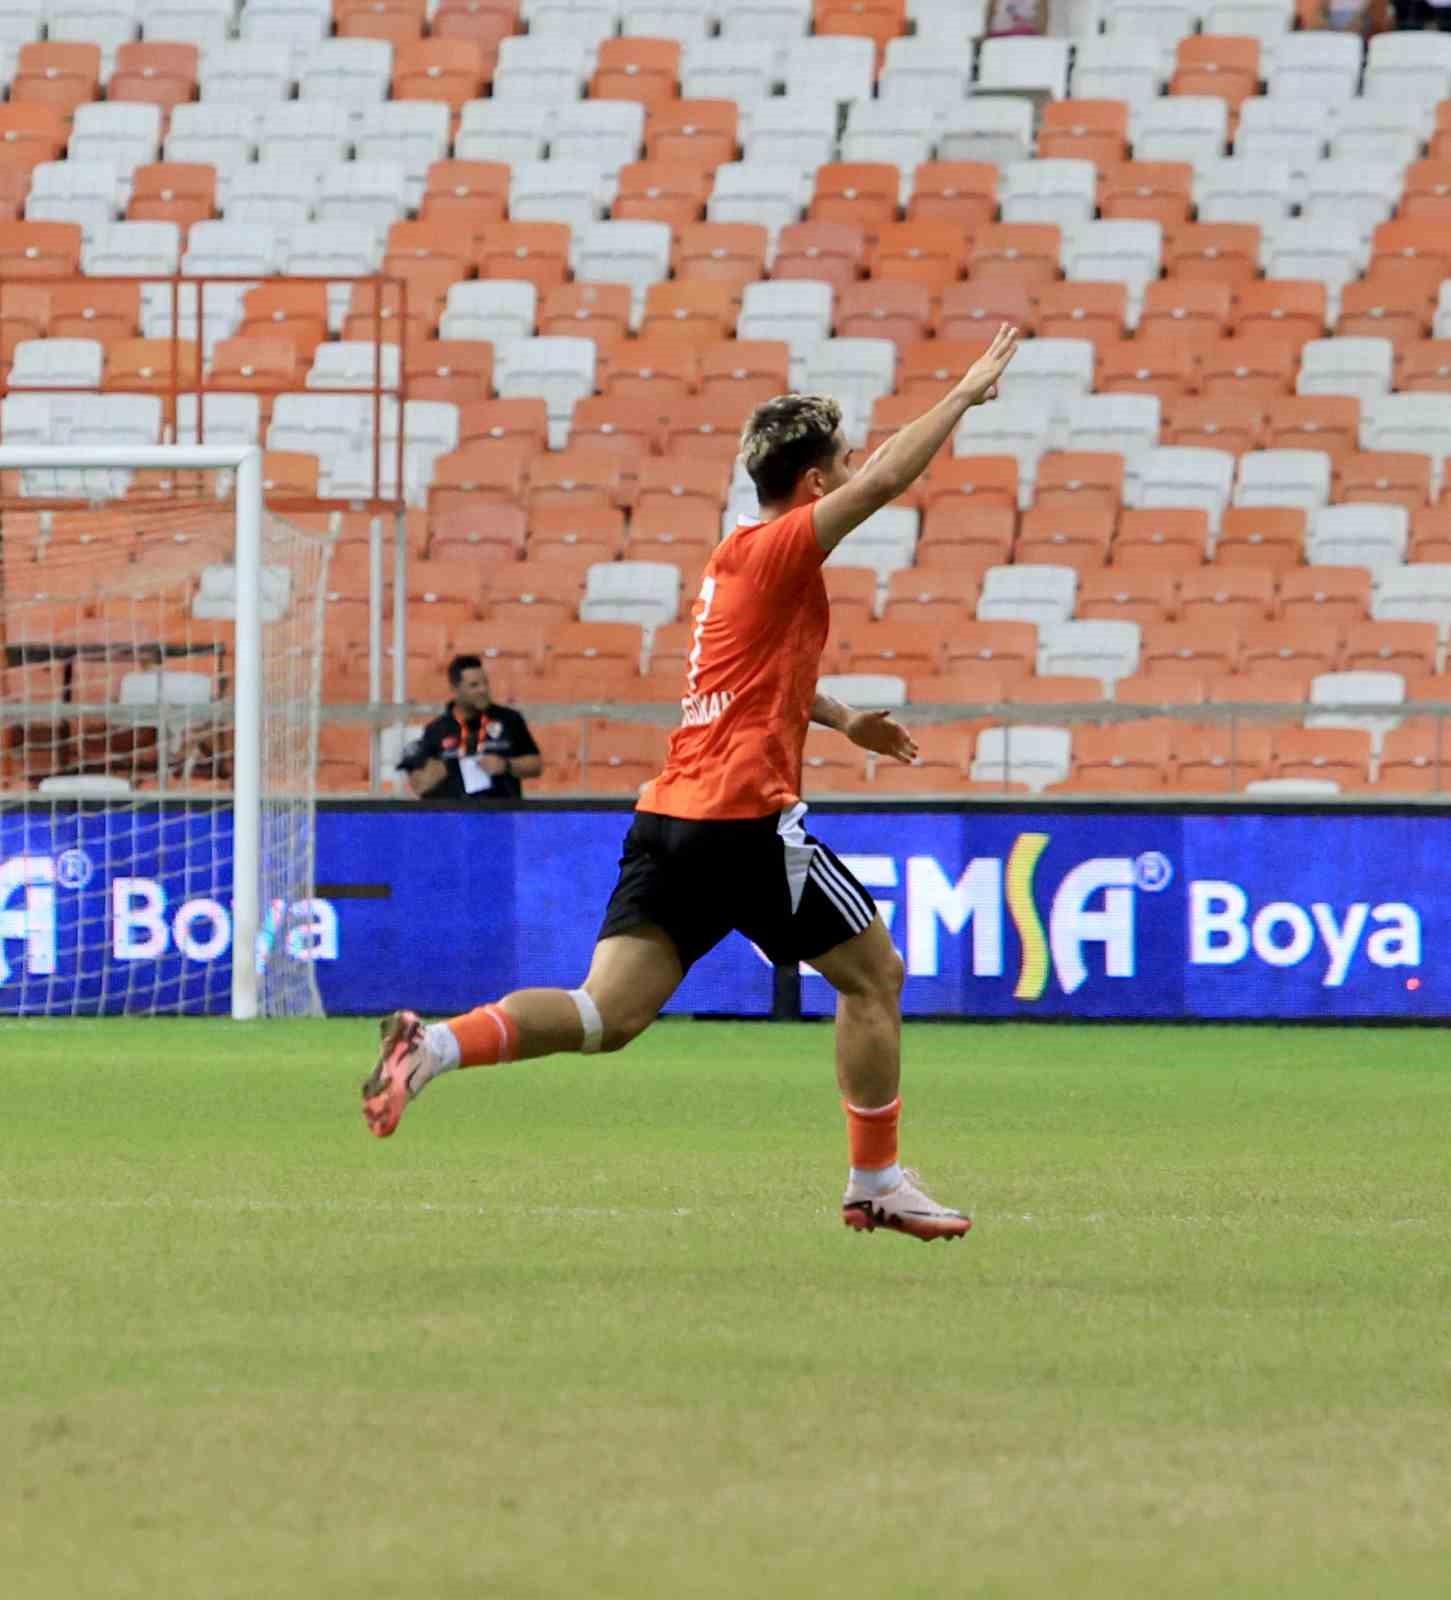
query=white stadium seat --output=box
[297,39,392,130]
[1363,30,1451,105]
[719,0,811,45]
[1362,394,1451,470]
[970,725,1073,792]
[573,220,673,299]
[8,338,106,391]
[25,162,121,238]
[83,220,181,276]
[493,35,594,101]
[67,101,161,174]
[840,101,938,174]
[827,505,920,580]
[1135,446,1236,527]
[314,161,410,231]
[681,39,778,103]
[1269,31,1362,101]
[164,103,262,178]
[977,36,1070,100]
[511,161,615,231]
[494,337,597,446]
[938,98,1035,167]
[142,0,230,48]
[1133,96,1229,165]
[1001,159,1097,226]
[1297,337,1394,403]
[1071,36,1163,104]
[581,561,682,627]
[1307,670,1405,750]
[223,164,320,235]
[455,101,554,165]
[257,101,352,172]
[1196,157,1293,230]
[1037,619,1142,688]
[1234,449,1333,513]
[307,340,402,392]
[439,280,538,345]
[200,43,294,104]
[1372,564,1451,636]
[550,101,646,174]
[355,102,450,204]
[879,38,973,108]
[183,219,282,277]
[782,36,875,103]
[743,98,837,171]
[977,564,1077,627]
[176,393,262,447]
[1306,504,1407,570]
[239,0,331,53]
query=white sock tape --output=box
[568,987,604,1054]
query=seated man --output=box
[397,653,542,801]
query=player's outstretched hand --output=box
[954,323,1020,408]
[845,708,919,765]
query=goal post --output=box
[0,444,331,1020]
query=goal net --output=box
[0,447,333,1018]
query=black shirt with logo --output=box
[396,702,541,802]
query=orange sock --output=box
[445,1003,519,1069]
[844,1096,901,1171]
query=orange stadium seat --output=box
[1213,506,1307,571]
[664,394,753,464]
[1377,720,1449,792]
[1171,33,1260,109]
[822,566,879,631]
[815,0,907,49]
[1274,727,1372,786]
[528,505,626,562]
[1172,724,1273,791]
[844,620,949,680]
[1164,397,1264,457]
[457,397,548,454]
[837,280,931,351]
[906,161,998,229]
[1036,97,1126,152]
[1099,160,1194,226]
[347,270,459,341]
[1032,453,1125,516]
[639,280,736,346]
[11,43,101,122]
[624,500,719,559]
[602,339,699,409]
[1398,159,1451,222]
[1115,672,1206,707]
[1405,671,1451,705]
[0,105,67,166]
[800,728,872,793]
[386,217,475,272]
[428,502,528,566]
[1199,337,1297,404]
[546,620,645,673]
[1207,665,1315,704]
[935,280,1036,341]
[428,441,533,513]
[942,621,1037,682]
[923,455,1018,516]
[211,337,304,394]
[880,567,979,627]
[1016,504,1116,571]
[1165,223,1261,288]
[916,502,1016,569]
[393,39,490,110]
[1139,278,1233,358]
[1071,722,1174,786]
[772,220,867,290]
[404,339,494,404]
[0,157,31,224]
[261,451,321,500]
[431,0,517,51]
[1338,452,1433,512]
[1410,505,1451,561]
[1098,335,1195,403]
[1341,620,1438,678]
[1278,566,1372,627]
[486,559,591,627]
[1234,279,1327,353]
[674,222,769,294]
[1336,279,1429,351]
[107,337,202,392]
[108,42,199,115]
[646,100,738,168]
[614,161,711,230]
[869,220,967,293]
[1035,282,1128,352]
[636,456,730,522]
[1241,619,1340,677]
[419,159,510,230]
[46,281,141,345]
[539,282,633,350]
[899,338,993,403]
[240,281,329,342]
[527,448,625,514]
[1141,620,1240,678]
[580,718,670,794]
[590,36,681,106]
[1178,566,1275,628]
[128,162,216,229]
[968,223,1062,286]
[1007,675,1104,707]
[810,163,900,240]
[0,220,81,279]
[1264,396,1360,461]
[569,392,662,462]
[865,392,921,451]
[475,222,571,290]
[698,338,789,404]
[0,283,48,358]
[1370,220,1451,288]
[339,9,423,47]
[1077,568,1175,626]
[1398,340,1451,393]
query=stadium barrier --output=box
[0,796,1442,1023]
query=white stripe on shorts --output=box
[815,849,876,926]
[808,852,873,934]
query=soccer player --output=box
[362,324,1021,1243]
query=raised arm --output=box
[812,323,1020,557]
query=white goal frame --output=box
[0,444,265,1019]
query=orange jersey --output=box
[637,503,829,821]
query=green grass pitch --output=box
[4,1016,1451,1599]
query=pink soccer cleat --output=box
[841,1168,972,1243]
[361,1009,438,1138]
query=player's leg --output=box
[360,928,684,1136]
[808,918,971,1243]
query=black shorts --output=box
[598,803,878,972]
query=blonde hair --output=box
[740,394,843,503]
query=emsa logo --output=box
[842,834,1168,997]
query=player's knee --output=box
[587,991,656,1053]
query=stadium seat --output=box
[1098,336,1195,405]
[1213,505,1306,571]
[1077,568,1176,626]
[1133,96,1229,166]
[1196,155,1293,232]
[601,338,699,409]
[1178,566,1275,629]
[1173,723,1274,789]
[1036,618,1141,689]
[1273,725,1373,787]
[1339,451,1434,513]
[492,34,593,101]
[1072,36,1163,106]
[1200,337,1298,406]
[1277,565,1372,628]
[1372,563,1451,634]
[1100,159,1194,228]
[68,102,162,176]
[969,724,1073,793]
[1002,158,1097,227]
[645,98,738,167]
[1233,449,1332,514]
[878,36,972,108]
[1399,340,1451,395]
[1164,221,1260,288]
[1064,392,1162,464]
[1340,621,1437,680]
[1240,617,1341,679]
[938,98,1035,167]
[1113,507,1211,571]
[127,161,216,230]
[907,162,999,231]
[1264,396,1360,463]
[1268,28,1360,102]
[1164,396,1262,458]
[880,567,979,628]
[1363,29,1451,107]
[843,620,949,680]
[1335,282,1427,355]
[977,564,1077,628]
[828,504,919,580]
